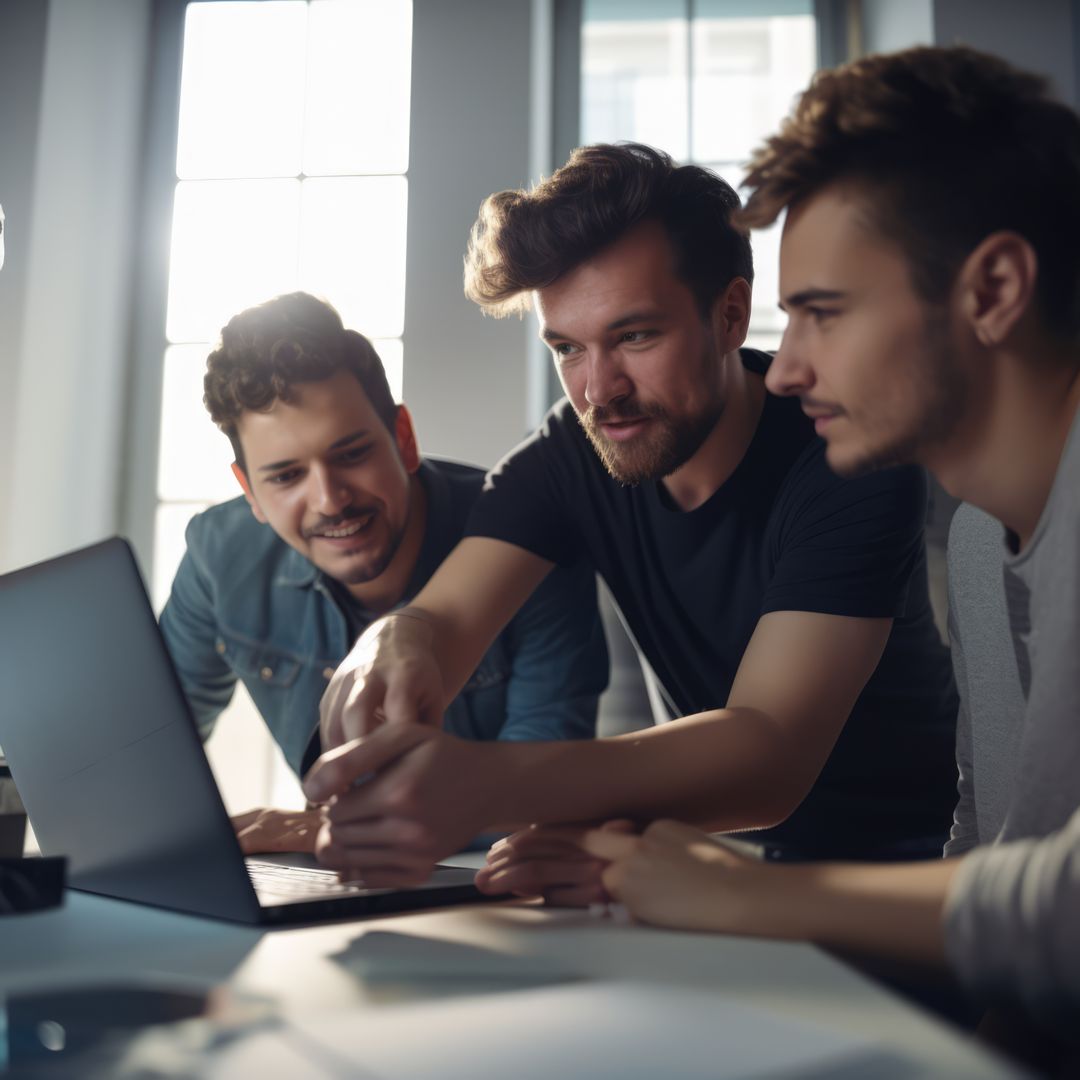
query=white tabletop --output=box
[0,875,1024,1078]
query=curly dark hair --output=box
[203,292,396,471]
[740,45,1080,339]
[464,142,753,318]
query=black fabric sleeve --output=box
[464,404,586,567]
[762,444,928,619]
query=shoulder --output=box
[480,398,601,499]
[783,437,927,522]
[948,503,1004,577]
[181,497,295,582]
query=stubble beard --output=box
[580,397,724,486]
[308,507,408,587]
[829,314,966,478]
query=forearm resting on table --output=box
[749,857,960,968]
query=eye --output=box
[265,468,301,487]
[551,342,581,362]
[619,330,652,344]
[806,306,839,326]
[337,444,373,465]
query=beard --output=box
[828,312,967,478]
[579,395,723,486]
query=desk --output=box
[0,858,1022,1079]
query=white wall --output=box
[1,0,151,575]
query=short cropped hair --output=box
[464,142,753,318]
[740,46,1080,339]
[203,292,396,471]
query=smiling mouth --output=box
[308,510,376,541]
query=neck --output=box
[662,351,765,511]
[346,473,428,613]
[930,345,1080,550]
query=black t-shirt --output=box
[466,350,958,860]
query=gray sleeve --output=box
[944,807,1080,1025]
[943,504,984,857]
[943,472,1080,1028]
[944,596,977,857]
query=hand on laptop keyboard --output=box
[231,807,321,855]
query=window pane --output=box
[152,500,211,612]
[177,1,307,179]
[691,15,815,163]
[298,176,407,339]
[167,178,301,344]
[303,0,413,176]
[158,344,240,504]
[582,11,689,158]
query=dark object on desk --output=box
[1,983,209,1075]
[0,538,492,927]
[0,856,65,915]
[0,761,27,858]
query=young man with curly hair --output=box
[160,292,607,858]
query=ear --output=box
[231,462,268,524]
[957,231,1038,348]
[393,404,422,473]
[709,276,752,352]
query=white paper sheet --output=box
[208,980,910,1080]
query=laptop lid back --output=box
[0,539,261,922]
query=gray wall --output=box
[933,0,1076,103]
[0,0,50,572]
[403,0,536,468]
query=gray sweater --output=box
[943,407,1080,1025]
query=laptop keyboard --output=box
[247,860,376,898]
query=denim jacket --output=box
[160,459,608,777]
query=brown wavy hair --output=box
[464,142,753,318]
[203,292,396,471]
[740,46,1080,339]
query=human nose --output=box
[308,464,351,516]
[765,326,815,399]
[583,350,632,408]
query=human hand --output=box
[582,819,765,933]
[476,820,637,906]
[303,723,497,887]
[231,807,321,855]
[319,612,446,751]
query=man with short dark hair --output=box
[576,47,1080,1041]
[160,292,607,855]
[304,144,958,894]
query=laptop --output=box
[0,537,490,926]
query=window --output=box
[580,0,817,348]
[152,0,412,811]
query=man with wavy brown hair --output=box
[159,292,607,858]
[304,143,957,896]
[577,48,1080,1048]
